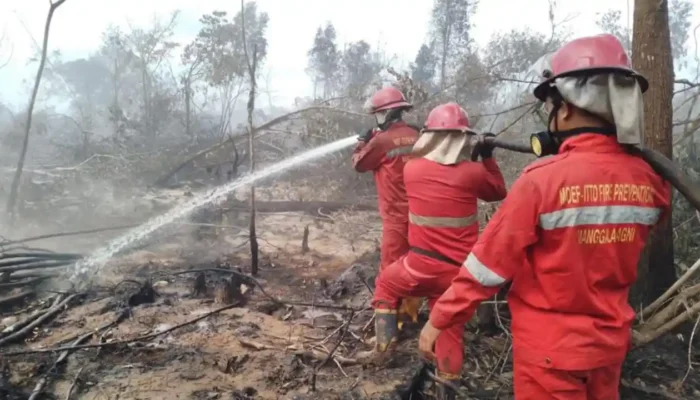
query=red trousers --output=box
[513,360,623,400]
[373,253,463,375]
[379,222,409,271]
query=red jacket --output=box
[352,122,419,223]
[404,157,507,264]
[429,134,671,370]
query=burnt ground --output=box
[1,203,699,400]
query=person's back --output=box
[404,156,506,264]
[507,134,670,368]
[355,121,419,223]
[366,103,506,400]
[420,35,673,400]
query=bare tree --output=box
[630,0,676,306]
[241,0,260,276]
[0,29,13,70]
[6,0,68,218]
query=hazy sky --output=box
[0,0,697,108]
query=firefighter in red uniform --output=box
[419,34,672,399]
[353,86,422,324]
[359,102,507,400]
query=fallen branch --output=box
[0,252,81,261]
[0,259,73,274]
[0,276,51,290]
[633,299,700,348]
[1,301,242,355]
[1,225,138,246]
[621,379,688,400]
[639,256,700,321]
[227,200,377,214]
[641,283,700,331]
[0,293,79,346]
[29,329,93,400]
[152,106,369,187]
[0,291,36,308]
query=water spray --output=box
[70,135,358,284]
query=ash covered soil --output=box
[1,185,699,399]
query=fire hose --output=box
[476,127,700,213]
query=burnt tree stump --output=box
[301,225,310,254]
[192,272,207,297]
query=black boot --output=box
[356,309,398,364]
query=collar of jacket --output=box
[559,133,625,154]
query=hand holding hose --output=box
[358,128,374,143]
[470,133,497,161]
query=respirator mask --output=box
[530,90,615,157]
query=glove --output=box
[477,132,496,159]
[358,128,374,143]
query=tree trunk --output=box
[6,0,67,219]
[241,0,259,277]
[439,0,452,89]
[184,79,192,142]
[629,0,675,307]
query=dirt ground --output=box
[1,187,700,400]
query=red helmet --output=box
[422,102,474,133]
[533,34,648,101]
[366,87,412,113]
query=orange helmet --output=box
[422,102,474,133]
[533,34,648,101]
[366,87,412,113]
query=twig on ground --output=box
[681,314,700,384]
[310,310,355,391]
[0,293,80,346]
[621,379,688,400]
[426,370,470,399]
[65,366,84,400]
[362,314,375,333]
[1,302,242,356]
[29,329,94,400]
[484,337,512,384]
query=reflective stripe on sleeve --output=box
[409,212,478,228]
[539,205,662,230]
[463,253,506,287]
[386,145,414,159]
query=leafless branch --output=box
[6,0,68,218]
